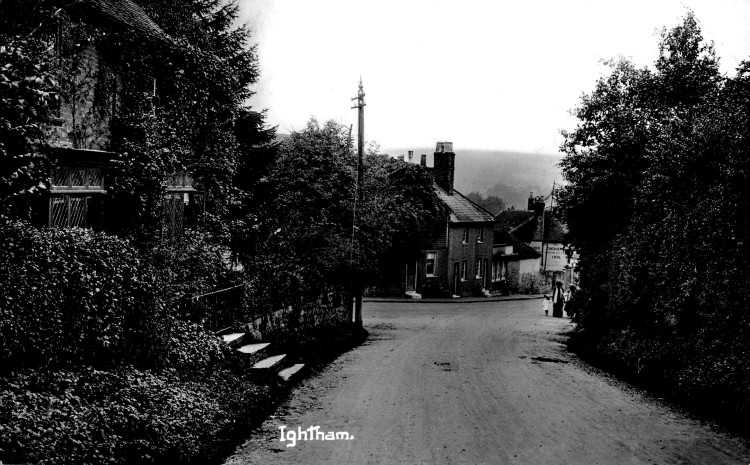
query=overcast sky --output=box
[238,0,750,155]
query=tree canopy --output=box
[559,11,750,427]
[235,119,445,296]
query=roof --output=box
[493,229,541,260]
[435,185,495,223]
[494,210,534,231]
[495,209,567,243]
[74,0,172,44]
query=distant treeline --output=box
[465,192,505,216]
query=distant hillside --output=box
[385,148,563,209]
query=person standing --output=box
[565,285,578,319]
[551,280,565,318]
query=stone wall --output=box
[246,291,352,341]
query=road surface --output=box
[224,299,750,465]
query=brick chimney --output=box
[527,192,534,211]
[529,195,545,215]
[420,153,427,167]
[433,141,455,194]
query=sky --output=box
[238,0,750,155]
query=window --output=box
[462,228,469,244]
[49,166,106,228]
[477,228,484,243]
[50,195,89,228]
[476,258,485,278]
[425,252,437,277]
[460,260,467,281]
[52,166,104,191]
[492,261,506,282]
[163,172,200,241]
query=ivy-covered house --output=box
[30,0,200,237]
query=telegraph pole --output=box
[542,180,555,279]
[351,78,365,327]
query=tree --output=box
[558,11,726,328]
[558,11,750,426]
[237,119,445,301]
[465,191,505,215]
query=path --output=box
[225,300,750,465]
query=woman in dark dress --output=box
[565,285,577,319]
[551,280,565,318]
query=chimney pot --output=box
[408,150,414,162]
[436,141,453,153]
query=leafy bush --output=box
[0,218,166,370]
[163,318,226,375]
[148,228,235,302]
[0,367,274,465]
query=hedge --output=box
[0,218,170,371]
[0,366,274,465]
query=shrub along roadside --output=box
[0,218,166,371]
[0,366,277,465]
[568,326,750,436]
[0,217,367,464]
[0,324,367,465]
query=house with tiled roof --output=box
[68,0,173,45]
[401,142,495,298]
[493,194,578,292]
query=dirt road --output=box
[224,299,750,465]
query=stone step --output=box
[221,332,245,345]
[405,290,422,300]
[237,342,270,355]
[252,354,286,371]
[278,363,305,382]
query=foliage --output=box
[0,217,167,371]
[0,218,236,375]
[118,0,264,227]
[559,11,750,428]
[0,35,57,218]
[359,151,447,286]
[249,119,355,288]
[0,366,274,465]
[236,119,445,294]
[465,191,505,215]
[149,228,236,301]
[1,0,271,244]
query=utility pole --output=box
[351,78,365,327]
[542,180,555,280]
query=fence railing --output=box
[182,283,351,334]
[186,283,246,333]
